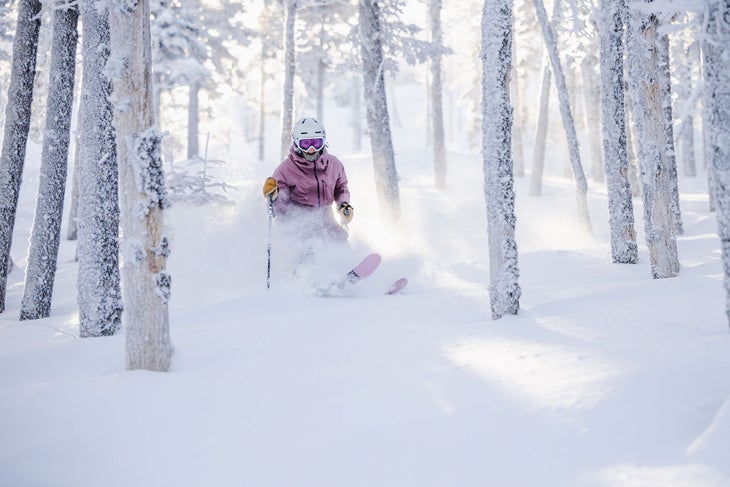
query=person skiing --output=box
[263,117,353,243]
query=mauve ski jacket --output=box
[271,146,350,216]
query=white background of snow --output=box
[1,80,729,487]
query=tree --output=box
[430,0,447,189]
[597,0,637,264]
[20,0,78,320]
[481,0,520,319]
[109,0,172,370]
[0,0,42,313]
[359,0,401,221]
[626,2,679,279]
[531,0,592,232]
[703,0,730,325]
[280,0,297,159]
[77,0,122,336]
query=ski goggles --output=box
[296,137,325,151]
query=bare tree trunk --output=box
[187,80,200,159]
[582,51,604,182]
[280,0,297,159]
[511,40,524,178]
[20,0,78,320]
[532,0,591,232]
[0,0,42,313]
[627,3,679,279]
[258,56,266,161]
[352,76,362,152]
[359,0,400,221]
[109,0,172,371]
[704,0,730,326]
[530,58,550,196]
[430,0,447,189]
[598,0,637,264]
[481,0,520,319]
[66,131,80,241]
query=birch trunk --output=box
[430,0,447,189]
[530,59,550,196]
[280,0,296,159]
[109,0,172,371]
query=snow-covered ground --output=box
[1,85,729,486]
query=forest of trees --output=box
[0,0,729,370]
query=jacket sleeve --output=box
[271,167,291,216]
[333,160,351,205]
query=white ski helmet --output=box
[292,117,326,151]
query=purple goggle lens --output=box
[298,138,324,151]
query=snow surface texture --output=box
[1,84,729,486]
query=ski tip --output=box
[386,277,408,295]
[352,253,382,279]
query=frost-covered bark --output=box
[626,2,679,279]
[280,0,296,159]
[430,0,447,190]
[582,50,604,182]
[77,0,122,336]
[481,0,520,319]
[703,0,730,326]
[673,29,698,178]
[657,31,683,235]
[0,0,42,313]
[598,0,637,264]
[109,0,172,371]
[531,0,592,232]
[359,0,401,221]
[20,0,78,320]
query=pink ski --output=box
[319,253,381,296]
[386,277,408,295]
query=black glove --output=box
[338,202,354,224]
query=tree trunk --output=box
[20,0,78,320]
[187,80,200,159]
[0,0,42,313]
[481,0,520,319]
[598,0,637,264]
[280,0,296,159]
[359,0,400,221]
[703,0,730,326]
[77,0,122,337]
[582,51,604,182]
[626,3,679,279]
[352,76,362,152]
[66,131,80,241]
[430,0,447,190]
[530,59,550,196]
[258,44,266,162]
[109,0,172,371]
[532,0,592,232]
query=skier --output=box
[263,117,354,244]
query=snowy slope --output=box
[1,86,730,486]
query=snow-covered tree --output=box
[671,20,699,178]
[529,55,551,196]
[77,0,122,336]
[109,0,172,370]
[0,0,42,313]
[280,0,297,159]
[703,0,730,325]
[532,0,592,232]
[20,0,78,320]
[358,0,401,221]
[597,0,638,264]
[430,0,447,189]
[626,1,679,279]
[481,0,520,319]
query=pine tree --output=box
[20,0,78,320]
[0,0,42,313]
[109,0,172,370]
[481,0,520,319]
[77,0,122,336]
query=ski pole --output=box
[266,195,274,289]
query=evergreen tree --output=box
[20,0,78,320]
[0,0,42,313]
